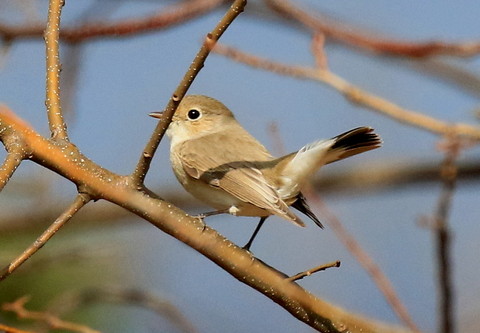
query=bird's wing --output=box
[176,133,304,226]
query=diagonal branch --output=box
[265,0,480,58]
[45,0,68,141]
[132,0,248,184]
[211,42,480,140]
[0,105,414,333]
[0,193,90,281]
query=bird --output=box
[150,95,381,249]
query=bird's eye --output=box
[187,109,201,120]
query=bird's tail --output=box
[276,127,381,198]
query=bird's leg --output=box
[243,217,268,251]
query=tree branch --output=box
[0,0,228,44]
[45,0,68,140]
[265,0,480,58]
[0,193,90,281]
[132,0,247,184]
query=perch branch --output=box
[0,105,413,333]
[0,193,90,281]
[44,0,68,140]
[2,296,100,333]
[211,42,480,140]
[0,0,228,44]
[132,0,247,184]
[265,0,480,58]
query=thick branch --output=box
[0,0,228,44]
[0,106,413,333]
[211,43,480,140]
[45,0,68,140]
[132,0,247,184]
[0,193,90,281]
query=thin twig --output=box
[44,0,68,141]
[2,296,100,333]
[0,149,24,192]
[0,0,228,43]
[434,137,462,333]
[0,193,90,281]
[265,0,480,58]
[132,0,248,184]
[287,261,340,282]
[211,42,480,140]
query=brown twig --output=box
[132,0,247,184]
[2,296,100,333]
[311,32,328,70]
[211,42,480,140]
[433,137,463,333]
[44,0,68,141]
[0,323,33,333]
[0,0,228,44]
[265,0,480,58]
[0,193,90,281]
[287,261,341,282]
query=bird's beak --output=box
[148,111,163,119]
[149,111,163,119]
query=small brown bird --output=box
[150,95,381,249]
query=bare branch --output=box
[44,0,68,141]
[0,0,228,44]
[132,0,248,184]
[287,261,341,282]
[2,296,100,333]
[211,42,480,140]
[265,0,480,58]
[0,193,90,281]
